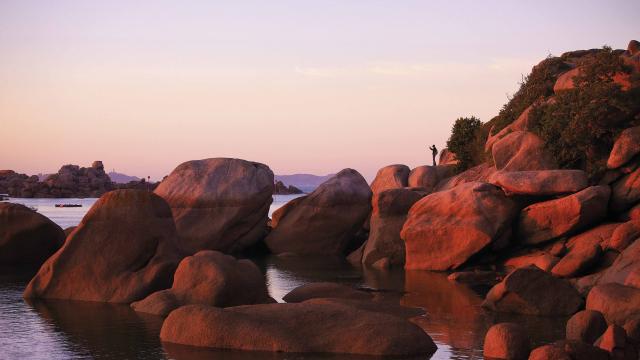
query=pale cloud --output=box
[294,66,345,78]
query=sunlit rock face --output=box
[517,186,611,245]
[0,202,65,269]
[401,182,518,271]
[160,302,437,356]
[265,169,371,255]
[131,250,273,317]
[155,158,274,254]
[24,190,183,303]
[369,164,410,195]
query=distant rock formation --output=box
[274,180,304,194]
[0,161,115,198]
[274,173,334,193]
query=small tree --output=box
[446,116,484,172]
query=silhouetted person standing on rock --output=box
[429,145,438,166]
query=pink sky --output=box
[1,1,638,181]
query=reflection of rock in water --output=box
[402,270,488,353]
[400,270,567,355]
[164,342,429,360]
[26,298,166,359]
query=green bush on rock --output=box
[446,116,485,172]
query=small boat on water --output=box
[55,204,83,208]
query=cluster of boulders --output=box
[0,161,115,198]
[2,157,437,357]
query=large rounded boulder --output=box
[611,167,640,213]
[408,165,454,193]
[0,203,65,269]
[369,164,409,195]
[23,190,183,303]
[160,303,437,356]
[587,283,640,326]
[361,188,426,267]
[401,182,518,270]
[483,323,530,360]
[517,186,611,245]
[608,126,640,169]
[131,250,273,316]
[154,158,274,254]
[482,266,583,316]
[265,169,372,255]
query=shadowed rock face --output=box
[0,203,65,269]
[265,169,371,255]
[155,158,274,254]
[611,167,640,213]
[529,340,609,360]
[517,186,611,245]
[23,190,183,303]
[361,188,426,268]
[401,182,518,271]
[131,250,273,317]
[587,283,640,326]
[482,266,583,316]
[160,303,437,356]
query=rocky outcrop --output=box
[438,148,458,165]
[503,251,560,272]
[483,323,530,360]
[273,180,304,195]
[131,250,273,316]
[608,126,640,169]
[160,303,437,356]
[489,170,588,196]
[360,188,426,268]
[265,169,371,255]
[587,283,640,326]
[0,203,65,269]
[282,282,372,303]
[369,164,409,195]
[517,186,611,244]
[0,162,115,198]
[401,182,518,270]
[23,190,183,303]
[482,266,583,316]
[554,66,632,93]
[492,131,558,172]
[594,325,637,360]
[155,158,274,254]
[551,241,602,278]
[594,237,640,286]
[566,310,608,344]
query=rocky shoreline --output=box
[1,40,640,359]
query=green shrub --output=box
[530,47,640,180]
[446,116,485,172]
[486,56,570,134]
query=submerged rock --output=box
[401,182,517,271]
[517,186,611,245]
[160,303,437,356]
[131,250,272,316]
[265,169,371,255]
[282,282,372,303]
[482,266,583,316]
[0,203,65,269]
[23,190,183,303]
[155,158,274,254]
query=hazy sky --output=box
[1,1,638,181]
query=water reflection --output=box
[1,256,568,360]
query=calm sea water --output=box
[0,196,567,360]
